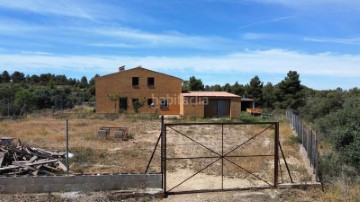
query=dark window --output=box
[119,98,127,112]
[132,99,139,105]
[147,98,153,106]
[147,77,155,86]
[132,77,139,86]
[160,99,168,108]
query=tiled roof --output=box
[181,91,241,98]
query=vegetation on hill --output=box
[299,88,360,181]
[0,70,99,116]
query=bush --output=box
[240,112,260,123]
[289,135,302,145]
[318,152,342,182]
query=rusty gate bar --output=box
[221,123,224,190]
[160,116,165,192]
[164,121,279,196]
[274,122,279,188]
[145,132,162,173]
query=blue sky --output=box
[0,0,359,89]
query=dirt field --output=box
[0,115,356,201]
[0,188,326,202]
[0,116,310,180]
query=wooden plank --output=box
[0,151,5,167]
[0,159,58,171]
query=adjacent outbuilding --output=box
[180,91,241,118]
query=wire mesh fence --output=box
[286,109,318,179]
[0,116,162,174]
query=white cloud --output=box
[91,28,237,50]
[1,49,359,78]
[20,51,52,55]
[239,16,295,29]
[0,0,157,23]
[251,0,360,7]
[304,37,360,45]
[242,33,289,40]
[0,0,94,19]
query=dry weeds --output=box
[0,117,312,187]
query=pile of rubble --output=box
[0,137,67,176]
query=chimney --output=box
[119,66,125,72]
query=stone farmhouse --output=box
[95,66,241,118]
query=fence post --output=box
[66,118,69,175]
[315,132,319,181]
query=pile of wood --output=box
[0,137,67,176]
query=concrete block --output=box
[113,131,125,138]
[33,176,55,185]
[44,184,65,192]
[0,177,34,186]
[64,184,87,192]
[97,130,108,138]
[144,180,162,188]
[24,185,45,193]
[85,183,105,191]
[2,185,25,193]
[0,174,162,193]
[114,174,146,182]
[102,182,122,190]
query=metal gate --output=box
[161,121,280,196]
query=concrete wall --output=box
[0,174,161,194]
[95,67,182,115]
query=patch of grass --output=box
[239,112,260,123]
[71,147,96,164]
[289,135,302,145]
[40,128,48,136]
[83,132,96,140]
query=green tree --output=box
[182,80,189,92]
[315,96,360,171]
[300,89,344,122]
[262,82,276,109]
[1,71,11,83]
[246,76,263,105]
[79,76,88,88]
[189,76,204,91]
[231,82,245,95]
[11,71,25,83]
[28,75,40,84]
[210,84,222,91]
[223,83,231,92]
[275,71,304,110]
[15,89,36,111]
[39,73,52,85]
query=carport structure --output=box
[180,91,241,118]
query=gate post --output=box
[274,122,279,188]
[160,116,167,197]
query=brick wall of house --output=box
[230,97,241,119]
[95,67,182,115]
[181,96,205,118]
